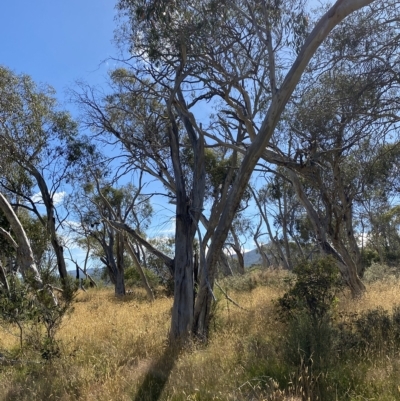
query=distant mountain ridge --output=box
[67,268,99,279]
[67,248,264,279]
[229,248,264,267]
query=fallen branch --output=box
[214,281,249,312]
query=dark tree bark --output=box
[29,166,68,281]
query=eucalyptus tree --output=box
[261,68,400,294]
[79,0,376,340]
[357,143,400,264]
[257,1,400,294]
[0,192,44,290]
[67,176,155,298]
[0,66,93,285]
[251,173,308,270]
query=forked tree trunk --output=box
[287,170,365,297]
[100,229,126,296]
[168,90,205,342]
[29,166,69,281]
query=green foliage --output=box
[276,257,343,400]
[338,306,400,357]
[0,273,77,360]
[219,269,288,293]
[124,266,160,289]
[363,262,397,283]
[0,275,35,348]
[277,256,342,322]
[360,247,380,268]
[273,256,400,400]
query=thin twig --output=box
[214,281,249,312]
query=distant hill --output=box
[68,248,266,280]
[229,248,266,267]
[67,268,101,280]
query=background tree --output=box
[0,66,93,287]
[77,0,377,341]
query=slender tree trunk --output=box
[281,191,293,269]
[125,238,154,301]
[29,166,68,281]
[288,228,306,260]
[219,252,234,276]
[230,230,245,274]
[254,237,271,268]
[115,230,126,296]
[192,0,375,338]
[287,170,365,296]
[0,192,43,289]
[250,187,290,269]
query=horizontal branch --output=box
[107,220,175,273]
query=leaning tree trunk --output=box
[219,252,234,276]
[287,169,365,297]
[29,166,68,281]
[0,192,43,289]
[193,0,376,339]
[125,238,154,301]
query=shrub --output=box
[277,256,342,322]
[276,256,344,401]
[363,262,397,283]
[124,266,160,289]
[338,306,400,357]
[0,273,77,360]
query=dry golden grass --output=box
[340,279,400,315]
[0,269,400,401]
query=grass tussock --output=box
[0,268,400,400]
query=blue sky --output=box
[0,1,180,269]
[0,0,117,108]
[0,1,125,269]
[0,1,295,270]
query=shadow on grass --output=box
[133,344,180,401]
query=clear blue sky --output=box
[0,0,117,106]
[0,1,125,270]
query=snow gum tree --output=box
[0,66,93,288]
[80,0,377,341]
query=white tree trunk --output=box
[0,192,43,289]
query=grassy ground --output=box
[1,269,400,400]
